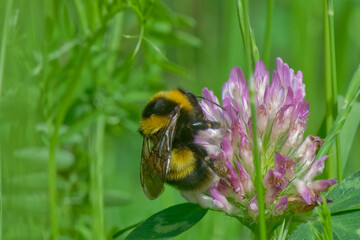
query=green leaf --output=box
[103,189,131,206]
[288,221,319,240]
[59,110,100,142]
[149,28,201,48]
[316,65,360,159]
[14,147,74,171]
[326,170,360,213]
[112,221,143,239]
[338,96,360,170]
[174,14,196,28]
[6,193,48,214]
[124,203,207,240]
[289,171,360,239]
[331,210,360,240]
[155,60,189,79]
[9,173,47,191]
[289,211,360,240]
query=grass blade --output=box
[323,0,339,180]
[0,1,13,238]
[338,96,360,174]
[315,195,333,240]
[316,65,360,160]
[263,0,274,66]
[0,0,13,104]
[236,0,266,239]
[90,115,105,240]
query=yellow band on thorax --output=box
[140,115,169,135]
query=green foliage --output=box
[290,208,360,240]
[315,195,333,240]
[326,170,360,213]
[272,219,290,240]
[338,96,360,175]
[118,203,207,239]
[288,222,316,240]
[289,170,360,240]
[315,66,360,160]
[1,0,360,239]
[1,0,202,239]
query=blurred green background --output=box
[1,0,360,239]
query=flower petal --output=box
[267,76,286,118]
[238,135,254,174]
[274,196,288,215]
[257,104,269,135]
[222,67,247,103]
[292,71,305,102]
[200,88,223,122]
[225,161,243,194]
[294,179,312,205]
[303,156,327,181]
[181,192,214,209]
[221,135,233,161]
[210,187,233,213]
[236,160,254,194]
[263,169,289,204]
[255,60,269,105]
[248,195,258,218]
[274,152,295,179]
[281,118,306,154]
[276,57,291,88]
[195,129,223,156]
[294,135,323,167]
[308,179,337,192]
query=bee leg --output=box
[190,120,221,130]
[204,157,227,178]
[204,157,232,188]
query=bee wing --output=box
[157,107,180,180]
[140,107,180,200]
[140,136,165,200]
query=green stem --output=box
[237,0,252,75]
[323,0,333,178]
[90,115,105,240]
[263,0,274,66]
[0,151,2,240]
[131,24,145,61]
[236,0,248,69]
[0,1,13,237]
[323,0,339,180]
[107,12,124,73]
[48,45,91,239]
[74,0,90,35]
[327,0,341,182]
[249,78,267,240]
[0,0,13,105]
[48,128,60,238]
[46,5,128,237]
[90,0,100,29]
[237,0,266,239]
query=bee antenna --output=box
[197,96,225,110]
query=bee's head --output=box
[140,90,188,136]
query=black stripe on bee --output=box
[142,97,179,118]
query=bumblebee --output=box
[139,89,222,200]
